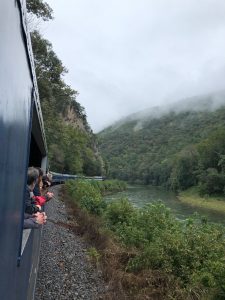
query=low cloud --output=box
[45,0,225,132]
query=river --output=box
[104,185,225,225]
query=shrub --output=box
[198,168,225,195]
[126,206,225,297]
[65,180,106,215]
[105,197,136,228]
[65,182,225,298]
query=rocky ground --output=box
[34,185,106,300]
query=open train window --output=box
[29,134,43,167]
[17,101,47,265]
[18,134,44,265]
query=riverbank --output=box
[178,187,225,215]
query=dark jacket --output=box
[33,183,41,196]
[24,186,40,214]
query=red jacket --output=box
[33,195,46,206]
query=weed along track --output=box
[47,218,74,230]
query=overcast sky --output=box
[43,0,225,132]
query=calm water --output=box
[104,185,225,225]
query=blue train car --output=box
[51,171,79,184]
[51,171,105,184]
[0,1,47,299]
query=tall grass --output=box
[179,187,225,214]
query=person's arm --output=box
[33,183,41,196]
[23,215,40,229]
[45,192,54,202]
[25,202,40,214]
[23,212,47,229]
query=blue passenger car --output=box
[0,1,47,299]
[51,171,79,184]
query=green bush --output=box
[105,197,136,227]
[66,182,225,298]
[125,205,225,297]
[66,180,106,215]
[106,200,225,297]
[65,179,126,215]
[198,168,225,195]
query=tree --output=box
[26,1,103,175]
[27,0,53,21]
[169,146,199,191]
[197,128,225,171]
[198,168,225,195]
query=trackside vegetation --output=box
[66,179,126,215]
[65,180,225,300]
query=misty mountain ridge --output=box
[101,90,225,134]
[98,91,225,187]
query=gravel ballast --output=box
[34,185,106,300]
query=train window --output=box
[17,133,44,265]
[29,134,43,167]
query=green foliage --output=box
[197,128,225,170]
[198,168,225,196]
[105,198,137,227]
[27,3,103,175]
[65,179,126,215]
[169,146,199,191]
[88,179,127,195]
[27,0,53,21]
[86,247,101,265]
[197,128,225,195]
[82,148,103,176]
[66,180,104,215]
[66,180,225,298]
[30,30,103,175]
[108,200,225,297]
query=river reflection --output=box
[104,185,225,225]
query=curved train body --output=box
[0,1,47,299]
[51,171,105,184]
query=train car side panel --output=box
[0,1,44,299]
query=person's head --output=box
[47,172,52,182]
[36,167,44,183]
[27,167,39,190]
[42,175,49,189]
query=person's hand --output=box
[34,212,46,225]
[46,181,51,187]
[46,192,54,199]
[36,204,41,210]
[42,212,47,223]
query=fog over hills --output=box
[101,90,225,133]
[98,91,225,188]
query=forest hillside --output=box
[27,0,103,175]
[98,93,225,195]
